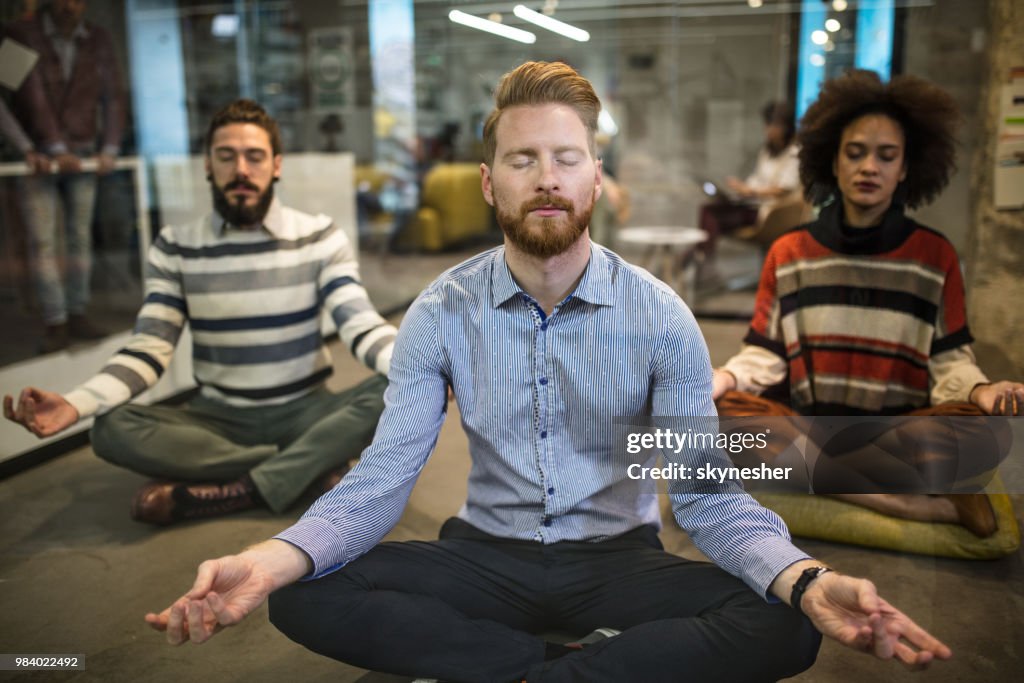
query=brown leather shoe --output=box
[944,494,998,538]
[131,481,177,525]
[130,476,262,525]
[68,314,107,340]
[38,324,69,354]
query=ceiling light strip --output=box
[448,9,537,44]
[513,4,590,42]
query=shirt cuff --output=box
[274,516,350,580]
[721,344,788,396]
[46,142,69,156]
[933,364,990,405]
[741,534,812,600]
[63,388,99,420]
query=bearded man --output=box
[4,100,395,525]
[144,64,953,682]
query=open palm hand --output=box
[804,573,952,669]
[145,555,276,645]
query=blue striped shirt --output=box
[64,199,396,417]
[277,243,809,597]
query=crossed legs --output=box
[715,390,1004,536]
[90,375,388,519]
[269,518,819,683]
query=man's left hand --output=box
[801,572,952,669]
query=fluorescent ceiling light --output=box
[513,5,590,42]
[449,10,536,44]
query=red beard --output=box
[495,192,594,258]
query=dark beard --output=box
[211,178,275,228]
[496,192,593,259]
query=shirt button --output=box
[543,515,553,527]
[539,377,548,385]
[540,322,548,331]
[547,487,555,495]
[540,431,547,438]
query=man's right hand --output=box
[3,388,79,437]
[146,540,312,645]
[54,153,82,174]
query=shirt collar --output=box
[214,196,284,237]
[489,241,616,309]
[42,10,89,40]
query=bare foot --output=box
[826,493,996,537]
[942,494,997,537]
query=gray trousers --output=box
[90,375,388,512]
[21,171,98,324]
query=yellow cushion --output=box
[753,492,1020,559]
[411,163,491,250]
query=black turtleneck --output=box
[808,197,918,255]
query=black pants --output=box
[269,518,820,682]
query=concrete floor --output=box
[1,245,1021,682]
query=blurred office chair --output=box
[732,191,813,252]
[699,191,813,300]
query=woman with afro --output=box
[711,70,1023,537]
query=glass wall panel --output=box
[0,0,998,462]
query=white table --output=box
[616,226,708,304]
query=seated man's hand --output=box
[756,185,789,200]
[146,540,312,645]
[726,176,750,196]
[3,388,79,438]
[970,381,1024,415]
[801,572,952,669]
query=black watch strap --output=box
[791,566,833,615]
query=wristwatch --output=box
[791,566,833,616]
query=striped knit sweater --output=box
[64,199,396,418]
[724,200,987,415]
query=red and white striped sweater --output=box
[724,200,987,415]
